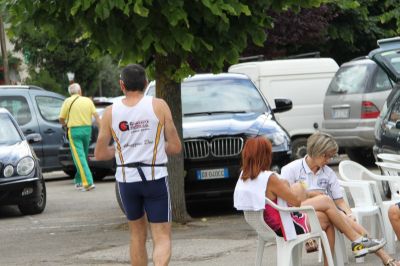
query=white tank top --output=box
[233,170,273,211]
[111,96,168,182]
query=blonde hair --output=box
[68,83,81,95]
[307,132,338,158]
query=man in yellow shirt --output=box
[59,83,100,191]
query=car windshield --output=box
[326,64,370,95]
[148,78,269,116]
[0,113,22,145]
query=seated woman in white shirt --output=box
[234,136,385,266]
[281,132,398,266]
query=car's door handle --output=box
[24,129,34,134]
[44,128,55,134]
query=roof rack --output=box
[0,85,44,91]
[350,56,368,61]
[286,51,320,59]
[238,55,264,63]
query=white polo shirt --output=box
[281,157,343,200]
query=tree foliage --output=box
[4,0,335,222]
[241,0,400,64]
[5,17,120,96]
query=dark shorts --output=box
[396,202,400,209]
[117,177,171,223]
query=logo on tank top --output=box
[119,121,129,131]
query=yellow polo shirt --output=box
[59,95,96,127]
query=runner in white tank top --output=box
[112,95,168,183]
[94,64,181,266]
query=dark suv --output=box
[0,86,65,172]
[369,37,400,196]
[143,73,292,203]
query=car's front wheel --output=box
[18,181,46,215]
[291,137,308,160]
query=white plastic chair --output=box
[339,160,399,254]
[377,153,400,164]
[338,179,385,236]
[243,197,337,266]
[375,161,400,200]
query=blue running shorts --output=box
[117,177,171,223]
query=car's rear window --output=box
[326,65,370,95]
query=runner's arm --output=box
[94,106,115,160]
[155,98,181,155]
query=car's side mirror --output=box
[273,98,293,113]
[26,133,42,144]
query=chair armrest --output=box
[265,197,322,232]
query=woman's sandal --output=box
[305,239,318,253]
[384,258,400,266]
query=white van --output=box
[228,58,339,159]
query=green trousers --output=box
[68,126,93,187]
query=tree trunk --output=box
[0,16,9,85]
[155,55,191,223]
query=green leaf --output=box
[142,34,154,50]
[82,0,94,11]
[134,0,149,17]
[173,29,194,51]
[70,1,81,16]
[200,39,213,51]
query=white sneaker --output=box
[74,183,82,190]
[81,184,96,192]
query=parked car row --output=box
[2,37,400,216]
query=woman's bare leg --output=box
[340,212,394,264]
[302,195,360,241]
[317,211,335,266]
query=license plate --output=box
[196,168,229,180]
[332,108,349,119]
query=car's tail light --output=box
[361,101,380,119]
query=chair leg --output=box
[291,244,303,266]
[320,233,335,266]
[333,230,346,266]
[382,205,396,254]
[255,237,265,266]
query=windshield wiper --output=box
[184,110,247,117]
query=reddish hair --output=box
[241,136,272,181]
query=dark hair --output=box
[120,64,147,91]
[241,136,272,181]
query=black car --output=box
[0,108,46,215]
[137,73,292,203]
[370,37,400,197]
[58,100,116,180]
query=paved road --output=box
[0,164,398,265]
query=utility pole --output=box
[0,15,9,85]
